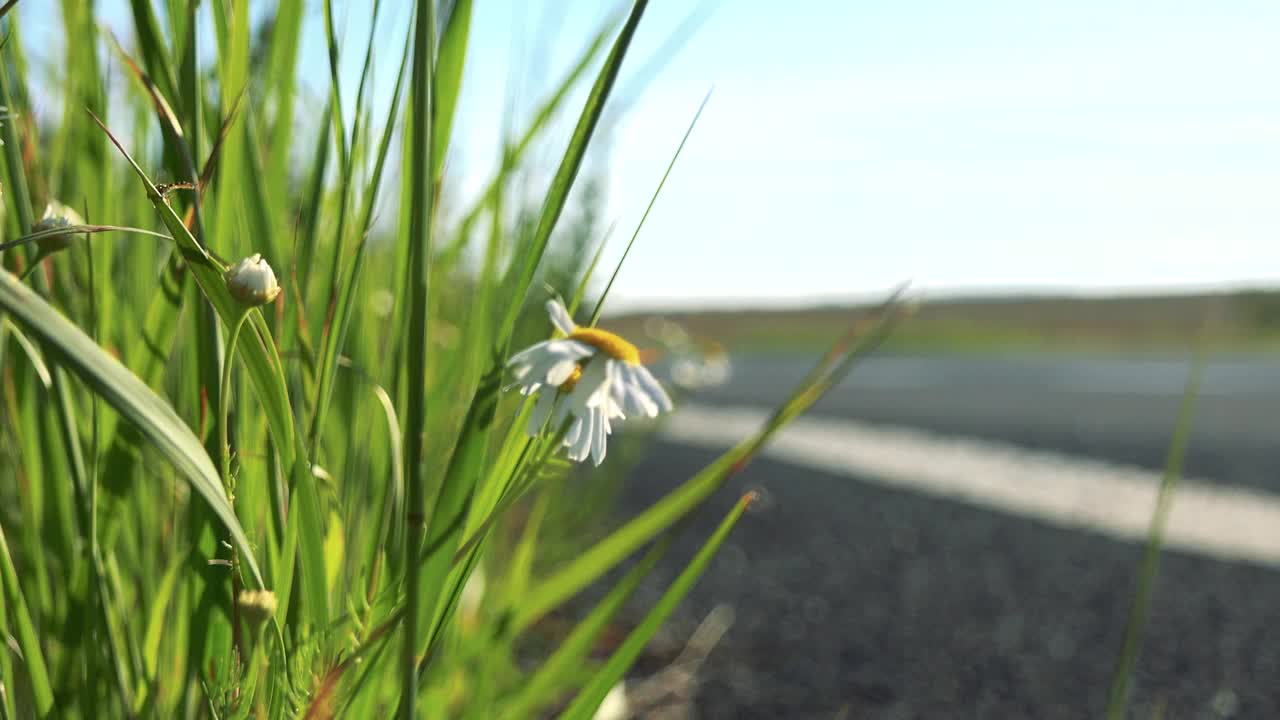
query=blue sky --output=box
[23,1,1280,309]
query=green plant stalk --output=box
[401,0,437,716]
[1105,354,1204,720]
[219,312,249,498]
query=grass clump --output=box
[0,2,904,717]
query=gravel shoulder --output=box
[616,442,1280,719]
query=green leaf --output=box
[0,269,266,589]
[558,493,756,720]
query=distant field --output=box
[607,291,1280,354]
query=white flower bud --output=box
[32,201,84,255]
[224,253,281,307]
[236,589,278,627]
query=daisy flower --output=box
[507,299,673,465]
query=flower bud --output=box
[236,589,278,628]
[32,201,84,255]
[224,253,281,307]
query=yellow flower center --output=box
[558,366,584,392]
[569,327,640,365]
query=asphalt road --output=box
[612,353,1280,719]
[692,354,1280,494]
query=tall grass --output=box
[0,2,905,717]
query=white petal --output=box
[523,353,568,387]
[507,341,553,367]
[567,411,593,462]
[543,339,594,359]
[564,416,584,448]
[545,359,580,386]
[574,359,611,408]
[590,408,608,465]
[631,364,673,412]
[526,390,557,436]
[618,366,658,417]
[545,299,577,336]
[552,398,572,430]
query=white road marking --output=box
[663,404,1280,568]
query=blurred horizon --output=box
[18,0,1280,311]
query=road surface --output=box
[611,353,1280,719]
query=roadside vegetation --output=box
[0,1,911,717]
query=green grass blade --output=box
[264,0,305,191]
[432,0,472,179]
[293,100,334,299]
[0,540,16,720]
[499,533,673,719]
[1105,354,1204,720]
[588,89,710,325]
[323,0,351,168]
[0,40,34,253]
[558,493,756,720]
[496,0,649,343]
[309,4,409,448]
[2,318,50,388]
[0,224,173,255]
[0,269,265,589]
[443,8,622,263]
[141,553,186,683]
[0,522,52,717]
[567,222,615,317]
[127,0,179,106]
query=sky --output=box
[21,1,1280,310]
